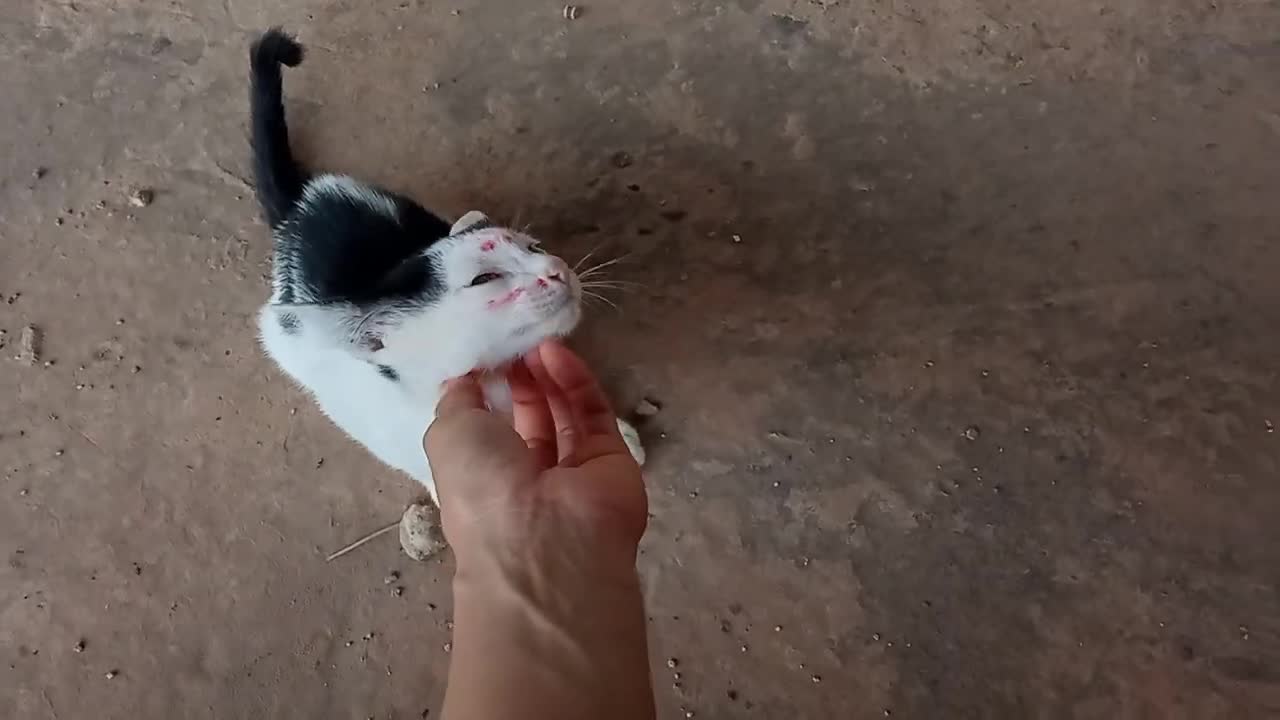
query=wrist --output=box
[447,526,654,720]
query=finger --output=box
[424,375,486,459]
[524,347,580,461]
[507,360,556,469]
[535,341,629,457]
[433,374,486,419]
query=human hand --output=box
[424,340,648,578]
[428,341,656,720]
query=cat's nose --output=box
[540,258,570,285]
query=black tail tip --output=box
[251,28,304,69]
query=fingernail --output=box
[440,375,472,392]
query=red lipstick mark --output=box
[480,240,497,252]
[487,287,524,308]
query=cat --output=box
[249,28,642,504]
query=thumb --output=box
[423,375,491,464]
[434,375,486,418]
[424,375,534,500]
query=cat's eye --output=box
[527,241,545,254]
[468,272,503,287]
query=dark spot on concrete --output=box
[627,183,641,192]
[151,36,173,54]
[610,151,634,168]
[377,365,399,382]
[636,227,653,236]
[770,13,808,37]
[1212,656,1280,684]
[660,209,688,222]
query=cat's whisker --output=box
[582,291,618,309]
[577,254,631,279]
[573,245,605,272]
[580,281,640,294]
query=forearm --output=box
[442,542,655,720]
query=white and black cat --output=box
[250,29,642,502]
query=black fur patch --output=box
[377,364,399,382]
[277,311,301,334]
[291,192,452,306]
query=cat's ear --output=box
[450,210,492,235]
[264,303,390,356]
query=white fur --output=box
[259,196,642,501]
[303,174,400,220]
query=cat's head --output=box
[381,210,583,373]
[266,211,582,384]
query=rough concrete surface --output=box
[3,1,1279,718]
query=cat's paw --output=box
[617,417,646,466]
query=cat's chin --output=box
[492,301,582,365]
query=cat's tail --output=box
[249,28,307,229]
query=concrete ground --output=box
[3,1,1279,718]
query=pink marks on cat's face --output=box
[487,287,524,309]
[479,239,497,252]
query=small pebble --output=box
[74,640,85,653]
[811,674,822,683]
[732,234,742,243]
[105,670,117,680]
[962,426,980,441]
[740,644,749,652]
[774,625,783,632]
[562,4,580,19]
[443,642,452,653]
[392,586,404,597]
[129,188,154,207]
[345,641,354,647]
[16,325,40,366]
[666,657,679,668]
[54,449,64,457]
[401,502,447,560]
[384,571,400,585]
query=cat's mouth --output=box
[514,291,580,339]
